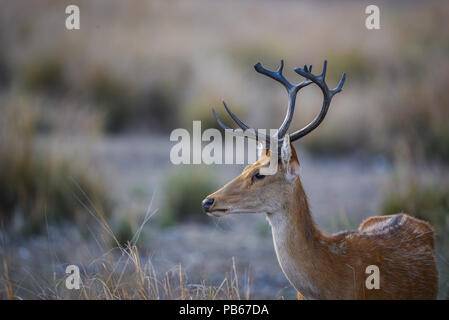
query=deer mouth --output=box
[206,208,229,217]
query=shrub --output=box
[0,52,11,87]
[0,101,112,234]
[381,185,449,225]
[159,166,217,227]
[88,68,137,133]
[21,55,66,95]
[382,73,449,164]
[302,122,372,157]
[138,80,181,132]
[88,68,182,133]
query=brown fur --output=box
[280,178,438,299]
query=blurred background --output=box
[0,0,448,299]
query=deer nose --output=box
[202,198,214,212]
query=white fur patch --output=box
[281,135,292,167]
[281,135,300,183]
[267,211,318,298]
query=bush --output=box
[0,52,11,87]
[379,58,449,164]
[112,211,148,247]
[138,80,181,132]
[302,122,372,157]
[0,101,112,234]
[159,166,217,227]
[87,68,182,133]
[88,68,137,133]
[21,55,67,95]
[381,185,449,225]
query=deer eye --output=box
[252,172,265,182]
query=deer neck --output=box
[266,180,335,299]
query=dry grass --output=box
[0,244,252,300]
[0,203,253,300]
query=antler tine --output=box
[289,60,346,142]
[222,101,249,130]
[211,107,270,143]
[254,60,293,91]
[254,60,312,139]
[333,73,346,95]
[321,60,327,80]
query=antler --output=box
[212,59,346,149]
[212,60,311,146]
[254,60,312,139]
[289,60,346,142]
[212,101,271,142]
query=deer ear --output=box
[285,157,300,182]
[281,136,300,182]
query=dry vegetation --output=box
[0,211,252,300]
[0,96,111,234]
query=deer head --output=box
[202,60,345,217]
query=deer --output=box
[201,60,438,300]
